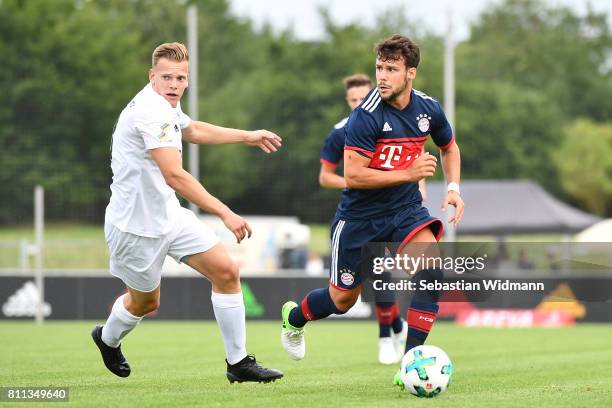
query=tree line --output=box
[1,0,611,225]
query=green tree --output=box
[452,0,611,196]
[3,0,610,224]
[461,0,612,121]
[455,80,563,187]
[0,0,145,223]
[554,119,612,215]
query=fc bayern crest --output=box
[340,272,354,286]
[417,114,432,133]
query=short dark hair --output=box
[342,74,372,90]
[375,34,420,68]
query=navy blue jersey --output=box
[320,117,348,168]
[337,87,454,220]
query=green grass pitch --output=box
[1,321,611,407]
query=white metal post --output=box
[34,185,45,324]
[443,9,457,243]
[187,5,200,214]
[443,9,456,130]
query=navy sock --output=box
[405,300,439,353]
[404,268,443,351]
[391,315,404,334]
[374,271,400,338]
[378,324,391,338]
[288,287,343,328]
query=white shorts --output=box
[104,208,220,292]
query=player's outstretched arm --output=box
[439,141,464,225]
[319,164,347,189]
[182,121,282,153]
[344,150,437,189]
[150,147,252,243]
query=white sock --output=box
[211,291,247,365]
[101,294,142,348]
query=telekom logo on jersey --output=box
[370,140,425,170]
[378,145,407,168]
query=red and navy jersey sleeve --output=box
[320,127,345,168]
[430,101,454,150]
[344,108,379,159]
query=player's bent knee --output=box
[129,297,160,316]
[332,290,359,313]
[334,298,357,313]
[140,297,160,315]
[149,297,161,313]
[213,260,240,287]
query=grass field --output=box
[1,321,611,407]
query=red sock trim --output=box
[407,308,437,332]
[375,303,400,325]
[301,296,314,321]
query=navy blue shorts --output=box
[330,203,443,290]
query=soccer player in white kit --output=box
[91,42,283,383]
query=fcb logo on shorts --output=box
[340,272,355,286]
[417,114,432,133]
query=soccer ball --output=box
[399,345,453,397]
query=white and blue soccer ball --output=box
[399,345,453,398]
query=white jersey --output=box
[105,83,192,238]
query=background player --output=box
[319,74,428,364]
[281,35,464,377]
[92,42,283,383]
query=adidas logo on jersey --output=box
[2,281,51,318]
[383,122,393,132]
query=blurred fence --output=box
[2,144,343,226]
[1,236,612,276]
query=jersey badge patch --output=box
[157,123,171,142]
[417,114,432,133]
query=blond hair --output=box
[152,42,189,67]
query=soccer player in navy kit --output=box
[319,74,371,189]
[281,35,464,378]
[319,74,428,365]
